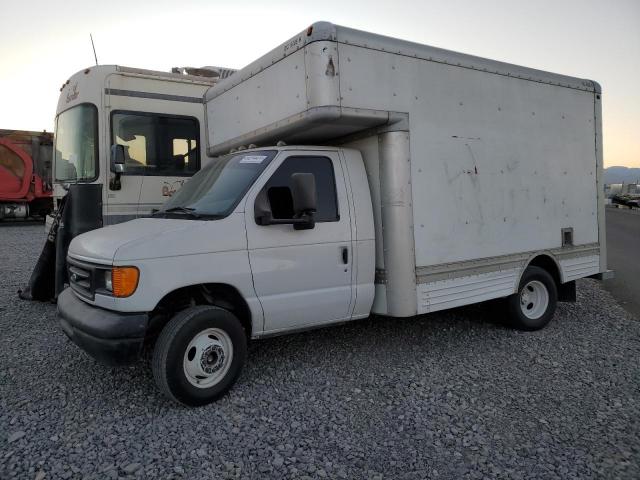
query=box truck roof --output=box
[205,21,599,103]
[204,22,600,156]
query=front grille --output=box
[67,257,97,300]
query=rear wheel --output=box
[152,305,247,406]
[506,266,558,331]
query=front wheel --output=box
[152,306,247,406]
[505,266,558,331]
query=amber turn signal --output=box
[111,267,139,298]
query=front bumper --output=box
[57,288,149,366]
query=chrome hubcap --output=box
[183,328,233,388]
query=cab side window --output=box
[264,156,339,222]
[112,112,199,176]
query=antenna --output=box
[90,34,99,66]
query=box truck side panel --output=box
[559,255,601,282]
[336,43,599,268]
[417,269,520,313]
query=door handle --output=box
[341,246,349,264]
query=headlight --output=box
[104,270,113,291]
[110,267,140,298]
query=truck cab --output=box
[58,146,375,405]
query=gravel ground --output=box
[1,224,639,480]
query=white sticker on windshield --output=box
[240,155,267,164]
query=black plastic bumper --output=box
[57,288,149,366]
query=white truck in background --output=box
[24,65,234,301]
[57,22,610,406]
[51,64,235,226]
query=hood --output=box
[68,214,247,264]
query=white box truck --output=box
[57,23,610,406]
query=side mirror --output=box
[254,173,317,230]
[291,173,317,216]
[110,144,125,174]
[254,189,273,226]
[291,173,316,230]
[109,144,125,190]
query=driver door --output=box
[245,151,354,334]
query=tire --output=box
[505,266,558,331]
[152,305,247,406]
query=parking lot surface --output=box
[604,206,640,319]
[1,225,639,479]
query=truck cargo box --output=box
[204,22,605,317]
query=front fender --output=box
[91,250,264,334]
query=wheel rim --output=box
[519,280,549,320]
[183,328,233,388]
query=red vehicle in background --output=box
[0,129,53,220]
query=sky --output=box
[0,0,638,168]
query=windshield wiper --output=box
[153,206,201,218]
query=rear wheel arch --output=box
[519,253,562,291]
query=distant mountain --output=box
[604,166,640,185]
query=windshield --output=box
[54,104,98,182]
[156,150,277,219]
